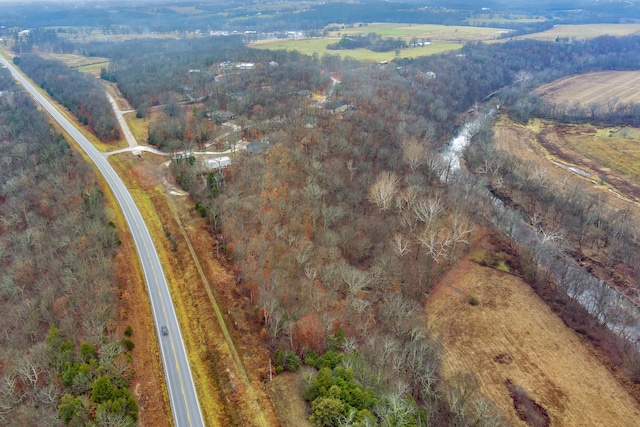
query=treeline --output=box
[503,87,640,127]
[84,37,249,108]
[4,0,640,36]
[0,67,18,91]
[11,28,76,55]
[327,33,407,52]
[0,87,135,424]
[15,54,120,141]
[84,37,330,114]
[399,35,640,128]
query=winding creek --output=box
[441,112,640,343]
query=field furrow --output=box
[537,71,640,106]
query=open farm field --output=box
[466,15,546,25]
[513,23,640,41]
[536,71,640,106]
[38,52,109,70]
[327,22,507,41]
[252,23,506,60]
[493,118,640,218]
[251,37,460,61]
[426,254,640,426]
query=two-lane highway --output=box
[0,55,204,427]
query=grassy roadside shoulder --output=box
[108,153,281,426]
[102,172,174,427]
[108,154,227,426]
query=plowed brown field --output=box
[536,71,640,106]
[426,255,640,426]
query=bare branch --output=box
[392,233,411,257]
[369,171,400,211]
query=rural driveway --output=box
[106,91,139,148]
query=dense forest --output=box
[13,54,120,141]
[0,70,136,426]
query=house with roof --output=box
[204,156,231,169]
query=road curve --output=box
[0,56,205,427]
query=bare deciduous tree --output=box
[416,226,452,264]
[425,151,446,183]
[402,139,429,171]
[339,262,370,297]
[380,293,419,337]
[413,193,444,224]
[447,372,479,423]
[392,233,411,257]
[369,171,400,211]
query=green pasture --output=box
[326,22,508,42]
[252,23,510,61]
[77,61,109,74]
[527,119,640,181]
[252,37,461,61]
[574,127,640,180]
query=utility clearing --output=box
[426,251,640,426]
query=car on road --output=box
[161,325,168,336]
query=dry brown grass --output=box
[107,185,173,427]
[109,152,283,426]
[110,153,230,426]
[38,52,109,70]
[426,253,640,426]
[266,371,313,427]
[493,116,640,217]
[536,71,640,106]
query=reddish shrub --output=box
[293,314,326,354]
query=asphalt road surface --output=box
[0,55,205,427]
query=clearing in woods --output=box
[426,250,640,426]
[536,71,640,106]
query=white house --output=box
[204,156,231,169]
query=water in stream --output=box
[440,113,640,343]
